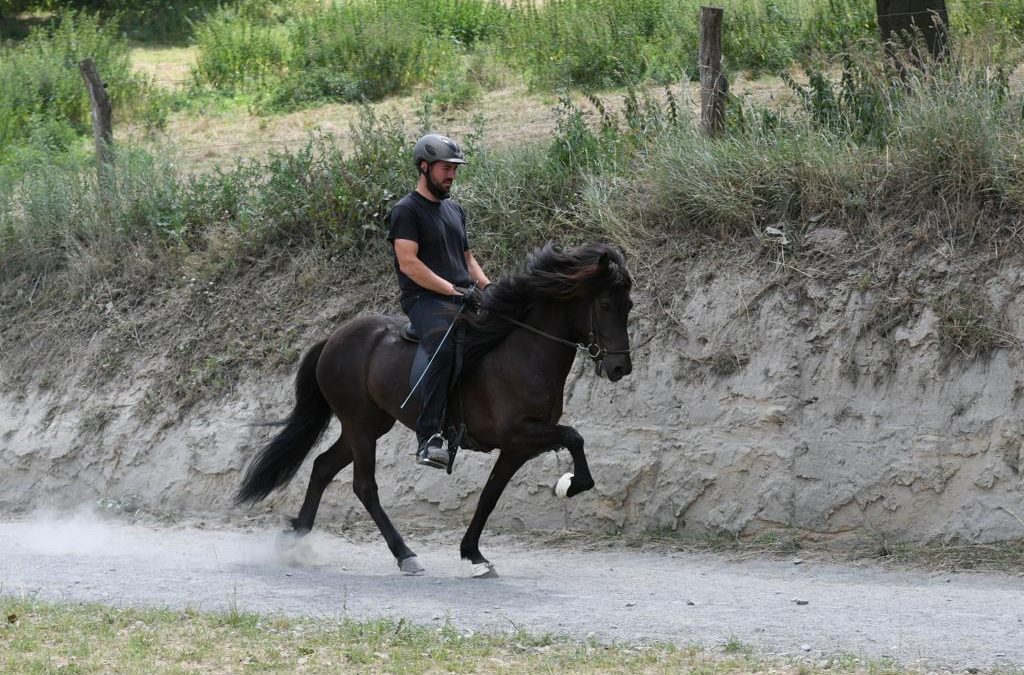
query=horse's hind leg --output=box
[290,434,353,534]
[347,423,423,575]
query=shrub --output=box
[782,45,898,146]
[508,0,663,89]
[404,0,512,46]
[191,3,287,92]
[1,146,184,277]
[0,11,148,164]
[266,3,456,109]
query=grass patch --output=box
[0,597,961,674]
[934,288,1017,360]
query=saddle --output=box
[401,322,489,473]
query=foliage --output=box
[505,0,660,89]
[180,0,1024,106]
[0,10,149,165]
[0,107,409,277]
[782,44,898,146]
[280,3,455,104]
[190,3,287,92]
[192,1,462,109]
[6,12,1024,298]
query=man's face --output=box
[423,161,460,199]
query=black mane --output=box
[462,242,631,369]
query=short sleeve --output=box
[388,204,419,243]
[454,202,470,251]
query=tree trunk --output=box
[876,0,949,65]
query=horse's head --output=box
[593,250,630,383]
[586,250,633,382]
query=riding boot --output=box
[416,433,448,469]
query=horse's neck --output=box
[514,301,580,378]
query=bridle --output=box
[487,301,644,366]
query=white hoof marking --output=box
[472,562,498,578]
[555,472,574,499]
[399,556,425,576]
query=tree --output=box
[876,0,949,65]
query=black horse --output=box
[236,242,634,577]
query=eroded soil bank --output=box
[2,235,1023,545]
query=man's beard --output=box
[425,172,451,199]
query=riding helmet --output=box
[413,133,467,168]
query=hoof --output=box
[398,556,425,576]
[472,562,498,579]
[554,472,574,499]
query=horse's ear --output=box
[597,252,610,274]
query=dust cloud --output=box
[3,507,336,569]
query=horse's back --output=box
[317,314,417,425]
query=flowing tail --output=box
[236,339,332,505]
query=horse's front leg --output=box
[460,424,591,577]
[554,424,595,498]
[460,451,529,577]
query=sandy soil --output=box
[1,513,1021,672]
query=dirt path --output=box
[1,515,1021,671]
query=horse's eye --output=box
[599,302,612,311]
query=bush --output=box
[0,11,149,164]
[1,146,184,277]
[191,3,287,92]
[262,3,456,109]
[403,0,512,46]
[508,0,663,89]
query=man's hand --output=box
[455,284,484,308]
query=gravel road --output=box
[1,514,1021,671]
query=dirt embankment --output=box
[2,232,1023,545]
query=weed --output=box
[933,289,1009,360]
[722,635,753,655]
[707,344,750,377]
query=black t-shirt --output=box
[387,191,472,307]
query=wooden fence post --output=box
[699,6,727,137]
[79,58,114,190]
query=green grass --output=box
[180,0,1024,105]
[0,597,966,674]
[5,36,1024,286]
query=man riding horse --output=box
[235,137,635,576]
[387,133,491,470]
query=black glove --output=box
[455,284,483,308]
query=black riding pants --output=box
[405,293,460,443]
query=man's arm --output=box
[465,250,491,288]
[393,238,460,296]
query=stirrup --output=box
[416,433,448,470]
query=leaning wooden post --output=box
[79,58,114,192]
[699,6,727,137]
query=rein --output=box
[486,307,649,363]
